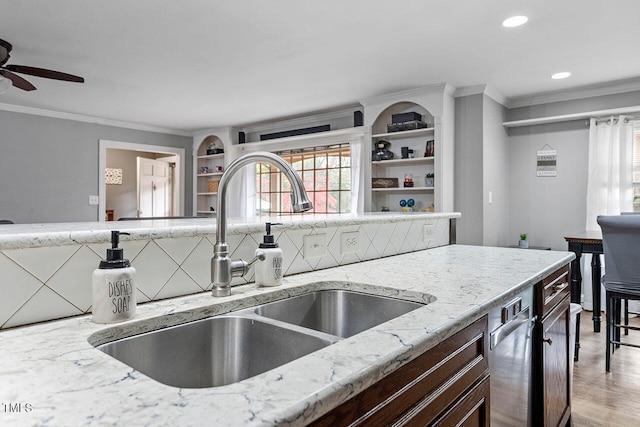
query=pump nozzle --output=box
[260,222,282,249]
[111,230,130,248]
[100,230,132,269]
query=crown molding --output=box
[506,78,640,109]
[0,102,192,136]
[454,84,508,106]
[359,83,452,107]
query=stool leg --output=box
[624,298,629,336]
[606,291,612,372]
[615,297,621,349]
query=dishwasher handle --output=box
[490,306,531,350]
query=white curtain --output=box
[582,115,634,311]
[350,137,365,213]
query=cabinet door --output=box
[430,375,490,427]
[538,296,571,427]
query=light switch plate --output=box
[303,234,326,259]
[89,195,99,205]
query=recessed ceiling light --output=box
[502,16,528,27]
[551,72,571,80]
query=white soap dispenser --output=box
[92,230,137,324]
[254,222,283,287]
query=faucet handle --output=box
[247,251,266,268]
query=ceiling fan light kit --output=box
[0,38,84,92]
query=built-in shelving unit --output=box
[195,138,225,216]
[362,85,455,214]
[369,107,437,212]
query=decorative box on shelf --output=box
[391,111,422,123]
[207,180,219,193]
[372,178,399,188]
[387,120,429,133]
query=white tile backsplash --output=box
[0,215,453,329]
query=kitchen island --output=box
[0,244,573,426]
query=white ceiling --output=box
[1,0,639,133]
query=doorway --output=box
[99,140,185,222]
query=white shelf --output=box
[197,153,225,160]
[197,192,218,196]
[372,127,435,139]
[372,187,434,192]
[197,172,224,177]
[372,157,434,166]
[196,210,216,214]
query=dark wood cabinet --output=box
[534,265,572,427]
[310,316,489,427]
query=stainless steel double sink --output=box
[93,289,426,388]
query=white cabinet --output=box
[195,136,225,216]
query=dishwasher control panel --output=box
[501,297,524,324]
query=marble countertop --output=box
[0,244,573,426]
[0,212,459,250]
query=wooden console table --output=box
[564,231,603,361]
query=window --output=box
[256,144,351,216]
[634,122,640,211]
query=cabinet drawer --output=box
[536,265,570,319]
[310,316,488,427]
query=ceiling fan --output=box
[0,38,84,91]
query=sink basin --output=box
[93,288,427,388]
[254,290,424,338]
[96,315,334,388]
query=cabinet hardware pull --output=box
[543,337,553,345]
[553,282,568,292]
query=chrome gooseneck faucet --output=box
[211,151,313,297]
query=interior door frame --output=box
[99,139,185,222]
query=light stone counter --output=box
[0,244,573,426]
[0,213,458,250]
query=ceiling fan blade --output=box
[0,39,11,65]
[0,69,36,91]
[0,46,8,65]
[5,64,84,83]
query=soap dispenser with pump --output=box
[92,230,137,324]
[254,222,283,287]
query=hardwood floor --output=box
[571,310,640,426]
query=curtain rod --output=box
[593,116,635,125]
[503,105,640,128]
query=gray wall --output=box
[507,120,589,250]
[454,94,484,245]
[505,90,640,250]
[456,89,637,250]
[482,96,510,247]
[0,110,193,224]
[454,94,510,246]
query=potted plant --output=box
[519,233,529,249]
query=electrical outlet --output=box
[340,231,360,254]
[423,224,435,241]
[89,195,99,205]
[303,234,326,259]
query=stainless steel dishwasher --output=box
[488,287,535,426]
